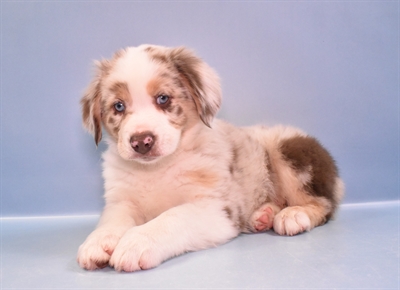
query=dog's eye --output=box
[156,95,170,105]
[114,101,125,112]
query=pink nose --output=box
[130,132,155,154]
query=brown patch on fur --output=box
[99,81,132,140]
[109,82,131,109]
[265,152,273,176]
[223,206,233,220]
[178,72,211,127]
[113,48,126,60]
[81,98,91,125]
[168,116,186,128]
[146,46,204,98]
[146,46,169,64]
[228,144,240,175]
[91,99,102,146]
[169,48,204,95]
[146,46,220,128]
[184,169,219,188]
[177,96,203,135]
[176,106,183,116]
[147,75,184,109]
[106,115,120,136]
[144,46,154,53]
[236,206,246,230]
[167,105,187,129]
[280,136,339,215]
[146,75,172,98]
[146,74,190,129]
[107,116,116,124]
[81,79,102,145]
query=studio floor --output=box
[1,201,399,290]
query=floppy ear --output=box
[169,47,222,128]
[81,61,106,146]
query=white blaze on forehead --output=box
[109,47,160,104]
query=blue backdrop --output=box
[1,1,398,217]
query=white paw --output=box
[109,229,164,272]
[273,207,311,236]
[77,230,121,270]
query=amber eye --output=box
[114,101,125,112]
[156,94,170,105]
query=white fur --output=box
[274,207,312,236]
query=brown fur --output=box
[147,46,220,128]
[184,169,220,188]
[81,79,102,145]
[279,135,338,219]
[109,82,131,109]
[223,206,233,220]
[146,74,182,102]
[100,82,133,141]
[236,207,247,230]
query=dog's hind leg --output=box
[259,129,344,236]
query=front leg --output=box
[109,201,239,272]
[77,202,138,270]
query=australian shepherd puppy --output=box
[77,45,344,272]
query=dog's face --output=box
[81,45,222,164]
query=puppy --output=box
[77,45,344,272]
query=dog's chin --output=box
[118,148,166,164]
[130,154,162,164]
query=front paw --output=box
[77,230,121,270]
[109,230,163,272]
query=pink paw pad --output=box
[252,206,275,232]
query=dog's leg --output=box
[109,201,239,272]
[77,203,137,270]
[249,202,282,232]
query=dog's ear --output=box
[169,47,222,128]
[81,61,107,146]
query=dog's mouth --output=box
[117,142,162,163]
[127,148,164,163]
[131,154,160,163]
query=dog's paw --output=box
[77,230,121,270]
[250,202,281,232]
[273,207,311,236]
[109,230,163,272]
[250,203,275,232]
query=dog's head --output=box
[81,45,221,163]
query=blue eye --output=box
[156,95,170,105]
[114,101,125,112]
